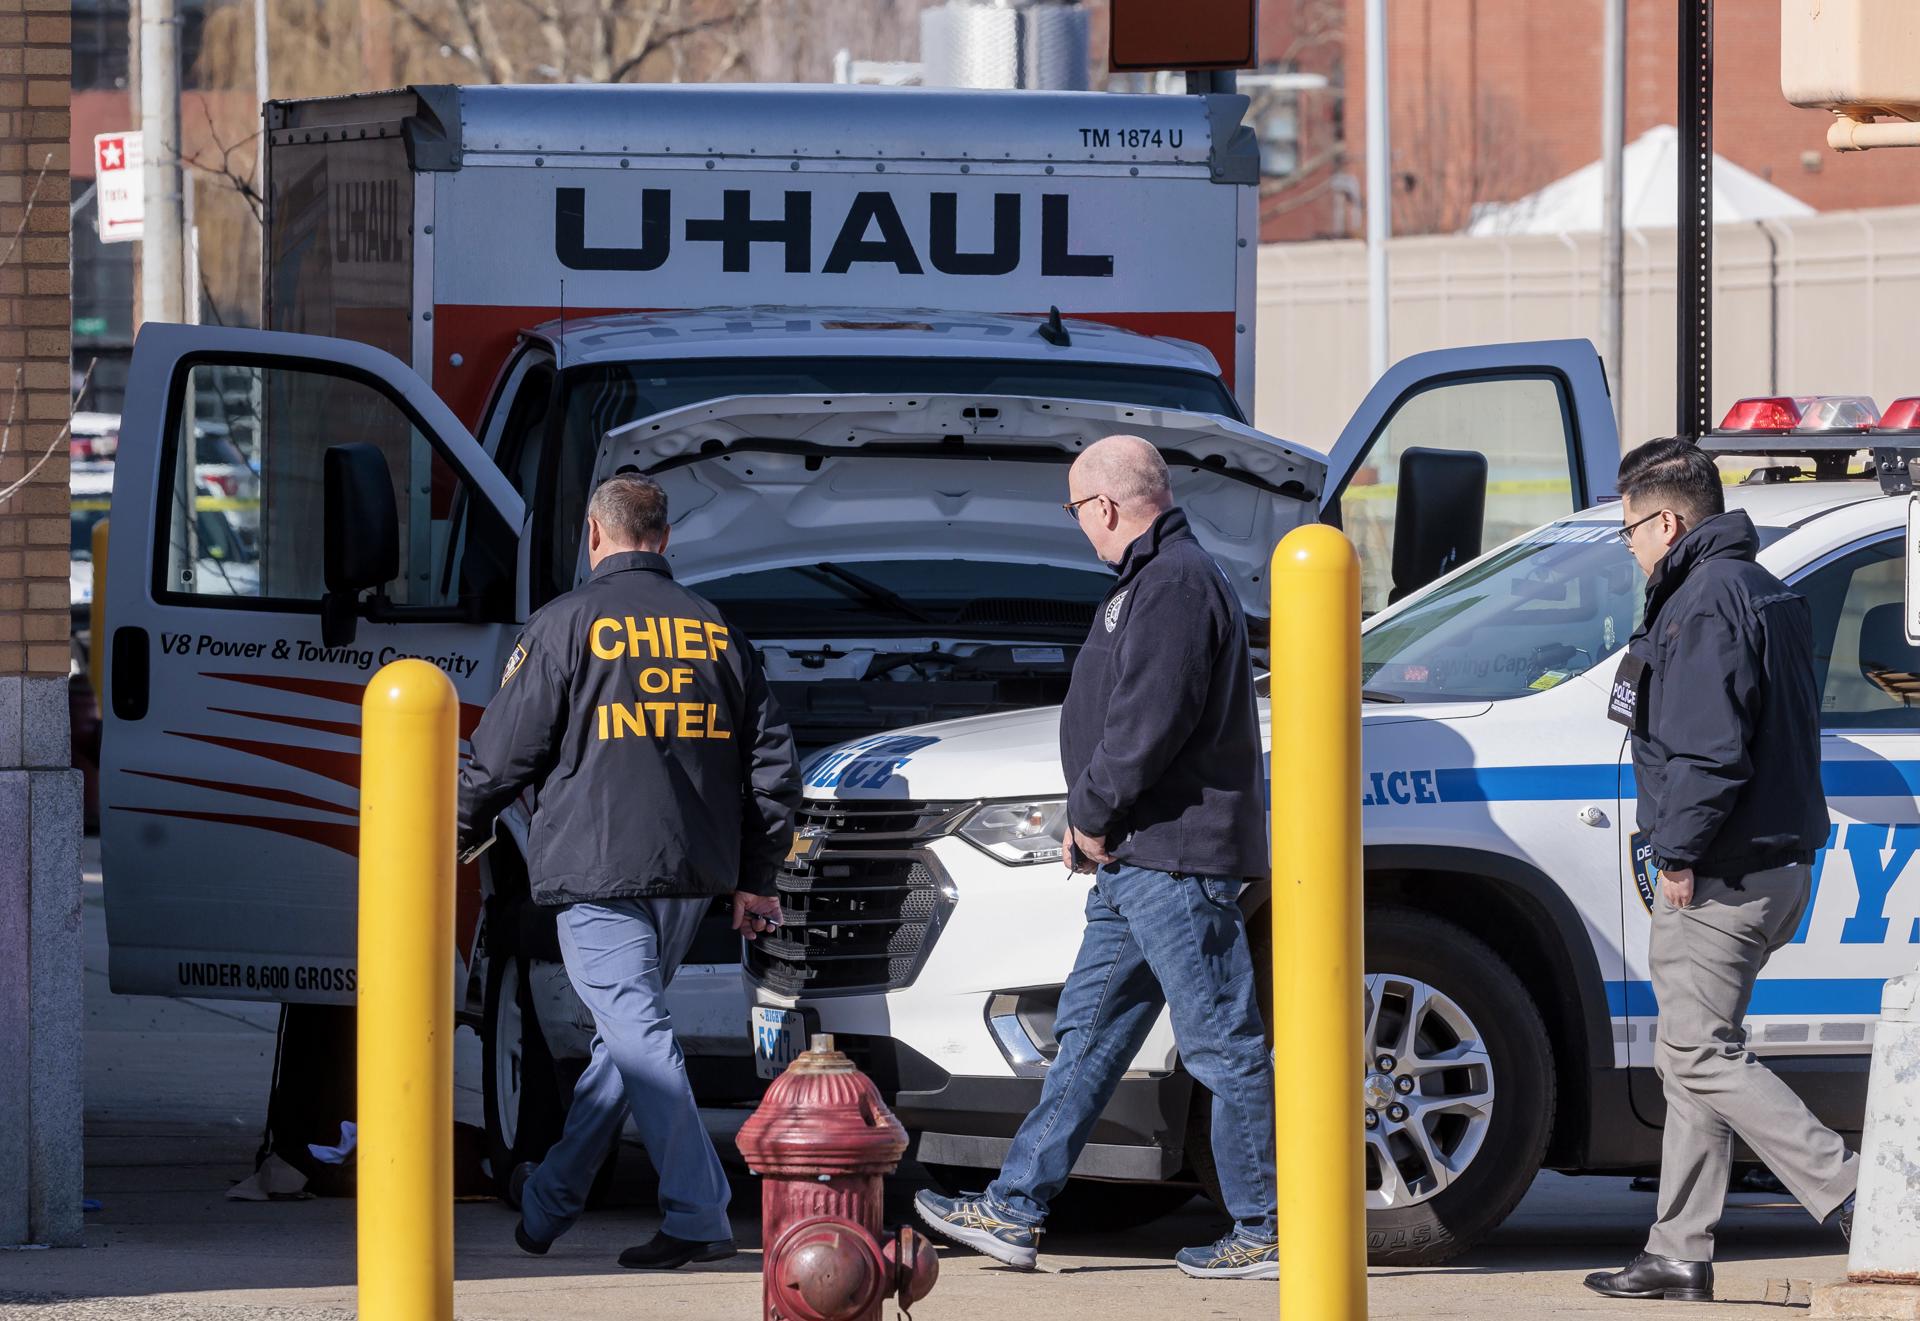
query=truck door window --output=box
[155,361,503,610]
[1794,535,1920,731]
[1337,375,1578,616]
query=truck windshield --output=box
[562,356,1241,425]
[1359,521,1644,701]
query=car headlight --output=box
[958,800,1069,865]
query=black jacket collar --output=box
[591,550,674,581]
[1643,510,1760,625]
[1112,507,1194,590]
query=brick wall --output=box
[0,0,70,678]
[1258,0,1920,238]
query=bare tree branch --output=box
[449,0,519,82]
[0,150,54,276]
[610,8,745,82]
[182,98,264,224]
[0,361,96,509]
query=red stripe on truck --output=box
[428,304,1240,431]
[203,670,485,741]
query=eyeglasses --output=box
[1617,509,1671,545]
[1061,493,1107,521]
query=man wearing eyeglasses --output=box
[1586,438,1855,1304]
[914,434,1278,1280]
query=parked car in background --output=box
[70,411,120,462]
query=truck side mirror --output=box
[321,442,400,649]
[1390,447,1488,605]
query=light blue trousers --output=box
[520,897,732,1245]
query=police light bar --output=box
[1717,395,1881,434]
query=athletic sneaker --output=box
[913,1189,1040,1270]
[1175,1230,1280,1280]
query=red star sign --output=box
[98,137,124,172]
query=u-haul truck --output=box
[98,82,1617,1191]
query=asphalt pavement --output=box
[0,840,1852,1318]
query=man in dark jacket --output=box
[459,473,799,1270]
[915,435,1277,1280]
[1586,439,1856,1304]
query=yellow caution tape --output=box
[1342,477,1574,503]
[71,497,259,513]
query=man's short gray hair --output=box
[1076,434,1173,513]
[588,473,670,546]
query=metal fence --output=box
[1253,205,1920,456]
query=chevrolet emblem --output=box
[784,829,825,866]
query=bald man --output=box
[916,436,1278,1280]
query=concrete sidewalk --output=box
[0,842,1851,1319]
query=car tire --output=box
[482,947,566,1199]
[921,1162,1194,1232]
[1193,905,1553,1266]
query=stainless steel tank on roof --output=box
[921,0,1090,92]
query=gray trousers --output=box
[1646,862,1858,1260]
[521,897,732,1245]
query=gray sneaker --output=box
[913,1188,1040,1270]
[1176,1230,1279,1280]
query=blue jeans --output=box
[985,864,1277,1237]
[520,897,732,1245]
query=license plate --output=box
[752,1006,812,1080]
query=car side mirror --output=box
[1905,494,1920,649]
[321,442,400,649]
[1390,447,1488,605]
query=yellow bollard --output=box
[89,518,108,710]
[357,659,457,1321]
[1269,524,1367,1319]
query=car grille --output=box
[793,799,972,840]
[745,799,970,997]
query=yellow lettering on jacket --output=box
[590,618,623,660]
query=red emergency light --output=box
[1877,397,1920,431]
[1719,397,1807,432]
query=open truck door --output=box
[100,324,525,1001]
[1323,338,1621,613]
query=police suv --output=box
[748,394,1920,1263]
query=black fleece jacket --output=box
[1621,510,1827,878]
[1059,507,1267,878]
[458,551,800,905]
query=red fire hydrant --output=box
[736,1034,940,1321]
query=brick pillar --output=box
[0,0,83,1249]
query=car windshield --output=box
[693,558,1115,635]
[1360,520,1645,701]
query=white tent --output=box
[1466,124,1814,236]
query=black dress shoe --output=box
[1584,1252,1713,1302]
[618,1230,738,1271]
[506,1161,536,1211]
[514,1220,550,1256]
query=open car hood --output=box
[596,393,1328,618]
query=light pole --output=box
[1365,0,1390,383]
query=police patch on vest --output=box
[1629,830,1660,913]
[501,643,527,688]
[1104,589,1129,633]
